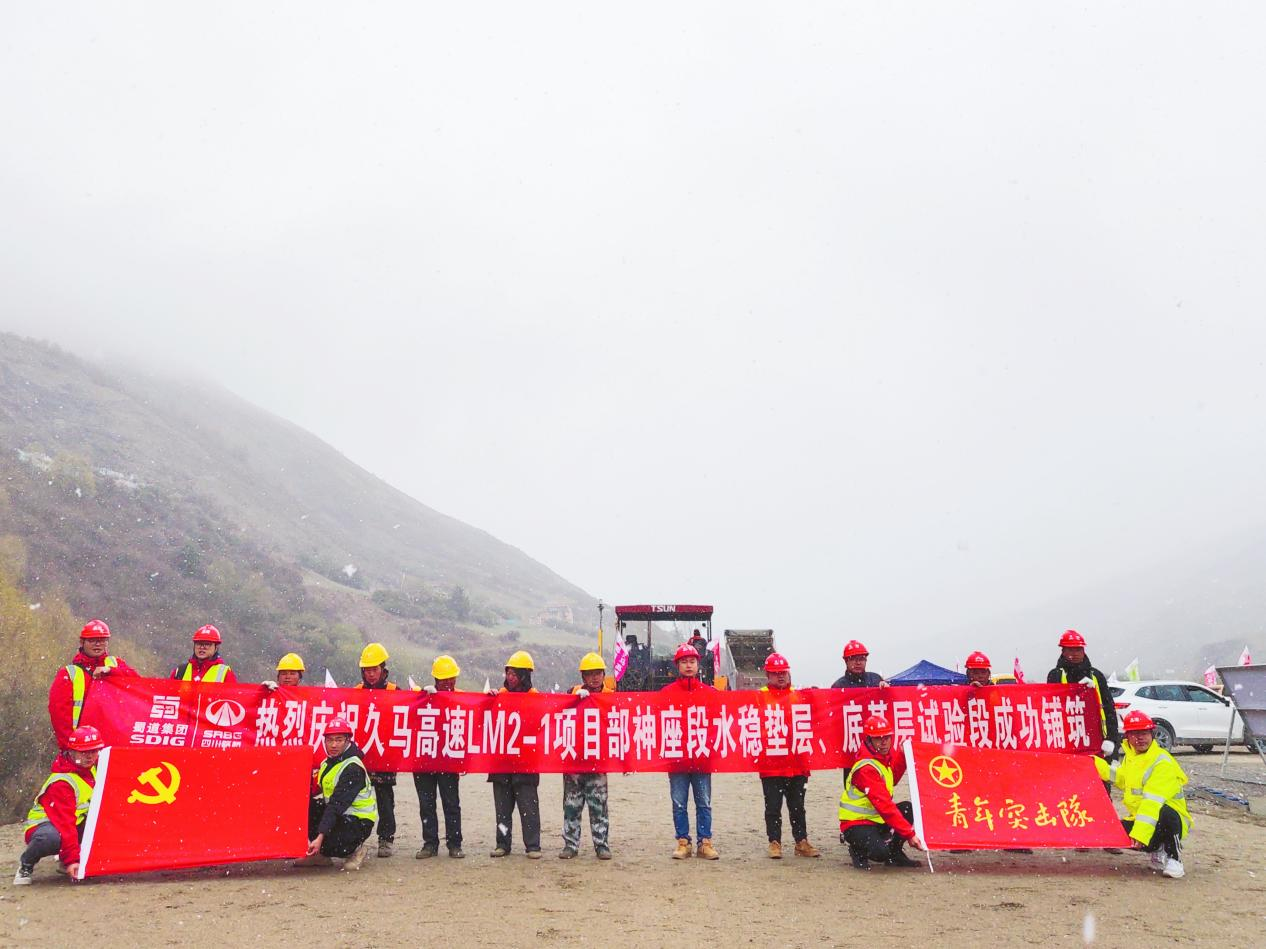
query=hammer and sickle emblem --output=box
[127,761,181,804]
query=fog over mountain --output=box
[3,3,1265,681]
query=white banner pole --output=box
[903,739,933,874]
[74,746,112,880]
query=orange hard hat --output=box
[79,619,111,640]
[192,624,222,644]
[842,640,868,659]
[1059,629,1086,649]
[1122,710,1155,732]
[323,717,354,737]
[863,714,894,738]
[67,725,105,752]
[764,652,790,673]
[674,643,700,662]
[965,651,991,670]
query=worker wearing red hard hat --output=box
[758,653,819,859]
[1095,709,1191,879]
[661,642,719,860]
[170,624,237,683]
[48,619,138,750]
[296,717,378,871]
[1046,629,1119,759]
[14,725,106,885]
[830,640,888,690]
[964,651,993,687]
[839,714,924,870]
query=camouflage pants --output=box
[562,773,609,850]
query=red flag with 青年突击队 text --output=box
[76,745,311,878]
[906,741,1131,850]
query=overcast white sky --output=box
[3,3,1265,674]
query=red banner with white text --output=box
[82,678,1101,774]
[906,741,1131,850]
[77,745,311,878]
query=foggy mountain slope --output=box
[0,333,593,680]
[946,527,1266,681]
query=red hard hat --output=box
[192,624,222,644]
[965,651,991,670]
[1122,710,1155,733]
[863,714,894,738]
[842,640,869,659]
[67,725,105,752]
[324,717,354,738]
[674,643,700,662]
[1059,629,1086,649]
[79,619,111,640]
[764,652,790,673]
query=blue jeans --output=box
[669,772,712,842]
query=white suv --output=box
[1108,680,1262,752]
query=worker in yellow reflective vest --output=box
[14,726,105,885]
[1096,709,1191,879]
[170,625,237,683]
[296,717,377,871]
[839,714,925,870]
[48,619,138,750]
[1046,629,1119,759]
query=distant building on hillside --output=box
[538,605,575,626]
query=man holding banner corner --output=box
[14,725,104,885]
[839,714,925,870]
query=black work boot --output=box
[848,842,871,870]
[887,837,919,867]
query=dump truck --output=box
[721,629,776,690]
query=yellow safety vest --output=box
[319,756,378,823]
[839,758,894,825]
[180,662,232,683]
[1095,741,1191,846]
[1060,669,1108,739]
[25,770,95,832]
[67,658,119,728]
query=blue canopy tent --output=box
[888,659,967,686]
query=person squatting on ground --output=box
[839,714,926,870]
[48,619,138,750]
[354,642,398,857]
[559,652,613,860]
[758,652,820,859]
[662,642,719,860]
[1096,709,1191,879]
[297,717,378,870]
[170,624,237,683]
[488,651,542,858]
[14,726,105,885]
[414,654,464,859]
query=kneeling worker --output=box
[298,717,377,870]
[1096,709,1191,879]
[839,714,925,870]
[14,725,104,885]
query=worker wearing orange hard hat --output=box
[170,624,236,683]
[758,653,819,859]
[839,714,925,870]
[413,654,464,860]
[662,642,719,860]
[1046,629,1119,760]
[830,640,888,690]
[48,619,138,751]
[1096,709,1191,879]
[14,726,106,885]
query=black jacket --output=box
[316,743,372,835]
[1046,657,1120,744]
[831,669,883,689]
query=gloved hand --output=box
[1101,739,1118,758]
[261,679,279,691]
[484,686,497,696]
[575,688,590,699]
[423,684,437,695]
[92,666,112,678]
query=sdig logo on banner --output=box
[129,694,190,746]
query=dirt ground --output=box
[3,752,1266,948]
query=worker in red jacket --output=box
[839,714,925,870]
[662,643,719,861]
[14,725,105,885]
[170,625,237,683]
[758,652,819,859]
[48,619,138,750]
